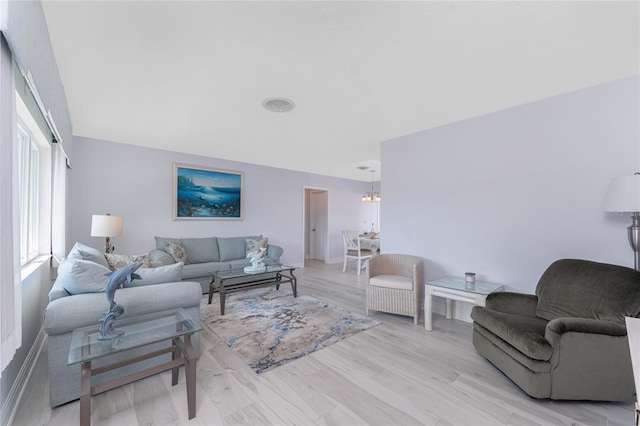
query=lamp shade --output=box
[603,174,640,213]
[90,214,124,237]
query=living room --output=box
[1,1,639,425]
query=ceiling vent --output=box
[262,98,295,113]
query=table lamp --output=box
[91,214,124,254]
[603,173,640,270]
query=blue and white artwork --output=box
[174,163,243,220]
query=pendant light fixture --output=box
[360,168,381,203]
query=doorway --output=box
[304,188,328,262]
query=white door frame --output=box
[302,186,329,264]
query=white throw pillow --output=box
[67,242,110,268]
[57,259,111,295]
[124,262,184,288]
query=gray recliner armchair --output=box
[471,258,640,401]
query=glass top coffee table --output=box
[68,308,202,425]
[424,276,504,331]
[208,264,297,315]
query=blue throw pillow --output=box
[57,259,111,295]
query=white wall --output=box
[382,76,640,307]
[68,137,375,267]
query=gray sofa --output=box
[44,243,202,407]
[149,235,284,293]
[471,258,640,401]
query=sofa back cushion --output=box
[155,236,220,263]
[535,259,640,323]
[218,236,262,261]
[181,237,219,263]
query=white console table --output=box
[424,276,504,331]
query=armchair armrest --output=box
[149,249,175,266]
[485,292,538,317]
[546,317,627,340]
[542,317,635,400]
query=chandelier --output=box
[361,169,381,203]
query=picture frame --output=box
[173,163,244,220]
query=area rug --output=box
[201,287,380,374]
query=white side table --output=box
[424,276,504,331]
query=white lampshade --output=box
[603,173,640,213]
[91,214,124,237]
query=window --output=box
[17,118,39,264]
[16,91,51,266]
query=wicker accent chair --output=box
[366,254,423,325]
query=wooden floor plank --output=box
[12,260,636,425]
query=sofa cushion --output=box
[48,283,70,302]
[182,261,234,279]
[125,263,184,287]
[473,323,552,375]
[67,242,110,269]
[218,235,261,261]
[57,259,111,295]
[471,307,552,361]
[535,259,640,323]
[181,237,220,263]
[104,253,152,270]
[369,275,413,291]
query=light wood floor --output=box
[12,260,636,426]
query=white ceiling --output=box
[41,1,639,181]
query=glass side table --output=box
[68,308,202,426]
[424,276,504,331]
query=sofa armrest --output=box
[485,292,538,317]
[149,249,175,266]
[267,244,283,263]
[44,281,202,336]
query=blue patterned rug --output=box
[201,287,380,374]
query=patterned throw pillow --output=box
[164,241,188,264]
[104,253,152,270]
[246,238,268,258]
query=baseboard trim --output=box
[1,328,47,426]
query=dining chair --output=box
[341,229,373,275]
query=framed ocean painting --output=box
[173,163,244,220]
